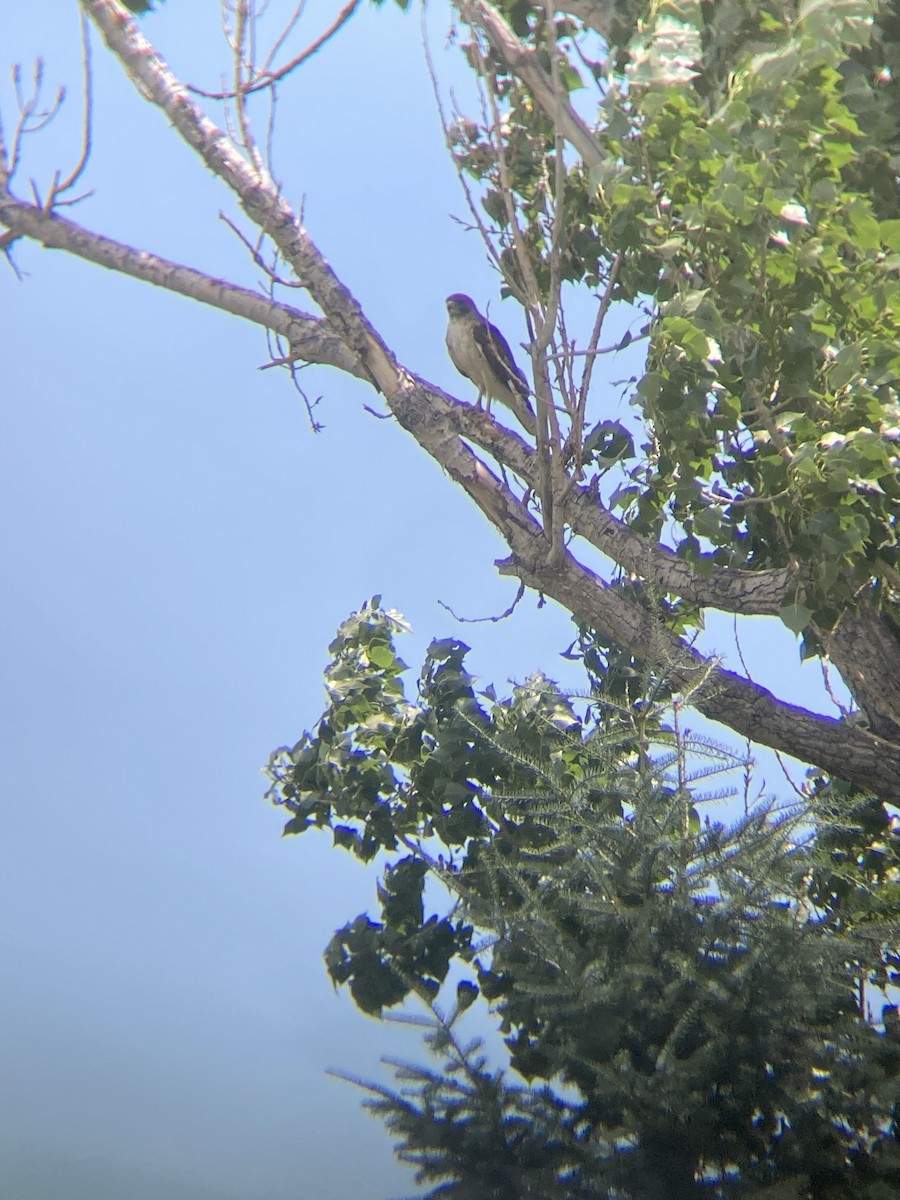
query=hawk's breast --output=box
[446,319,492,396]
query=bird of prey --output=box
[445,294,536,434]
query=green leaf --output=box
[367,643,399,670]
[583,420,635,465]
[780,602,813,634]
[880,220,900,252]
[456,980,479,1011]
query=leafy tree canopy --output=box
[266,600,900,1198]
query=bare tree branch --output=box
[566,251,623,469]
[421,9,507,286]
[189,0,362,100]
[0,189,364,378]
[52,12,94,199]
[56,8,801,645]
[82,0,398,396]
[0,176,804,641]
[7,59,66,189]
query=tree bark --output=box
[0,194,365,380]
[825,602,900,743]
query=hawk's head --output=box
[446,293,478,320]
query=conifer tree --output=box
[266,601,900,1198]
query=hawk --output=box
[445,294,536,434]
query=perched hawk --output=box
[445,294,536,434]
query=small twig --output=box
[438,580,526,624]
[220,209,266,262]
[698,485,791,508]
[260,1,307,77]
[567,29,608,100]
[482,55,538,308]
[264,72,279,180]
[533,0,576,563]
[478,46,564,551]
[259,352,304,370]
[219,209,300,286]
[233,0,249,141]
[672,698,687,795]
[50,187,94,209]
[9,60,65,185]
[421,8,506,286]
[189,0,361,99]
[232,0,267,175]
[362,403,392,420]
[772,749,809,801]
[741,737,754,816]
[548,331,646,360]
[248,0,259,84]
[0,41,91,256]
[578,252,623,417]
[0,227,24,275]
[0,93,9,185]
[563,250,623,474]
[551,309,577,420]
[555,309,575,414]
[732,614,752,686]
[283,357,323,431]
[752,379,795,464]
[820,657,853,721]
[52,12,93,199]
[532,0,565,361]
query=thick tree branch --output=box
[459,415,798,615]
[0,189,365,379]
[825,601,900,743]
[2,166,794,620]
[2,157,796,618]
[491,533,900,804]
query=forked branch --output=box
[189,0,363,100]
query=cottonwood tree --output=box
[2,0,900,804]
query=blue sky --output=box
[1,3,852,1198]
